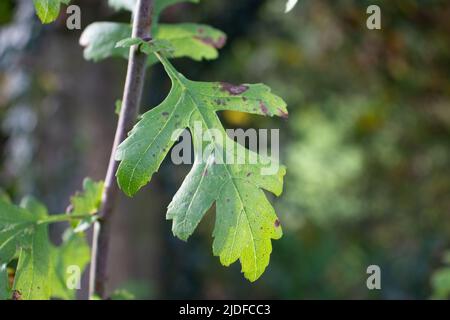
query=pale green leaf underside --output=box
[33,0,70,24]
[116,55,287,281]
[80,22,226,63]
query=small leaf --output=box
[70,178,104,216]
[116,54,287,281]
[70,178,104,232]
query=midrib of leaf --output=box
[157,53,259,276]
[42,1,51,22]
[174,156,217,234]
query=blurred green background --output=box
[0,0,449,299]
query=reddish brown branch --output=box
[89,0,154,299]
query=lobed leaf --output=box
[116,54,287,281]
[70,178,104,233]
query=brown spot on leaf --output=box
[12,290,22,300]
[220,82,249,95]
[202,169,208,177]
[277,108,289,119]
[274,219,281,228]
[246,172,252,177]
[214,98,227,106]
[195,35,227,49]
[260,101,269,115]
[162,112,169,117]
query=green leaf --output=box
[116,54,287,281]
[70,178,104,233]
[12,198,51,300]
[80,22,225,63]
[32,0,70,24]
[49,230,90,300]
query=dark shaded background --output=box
[1,0,449,299]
